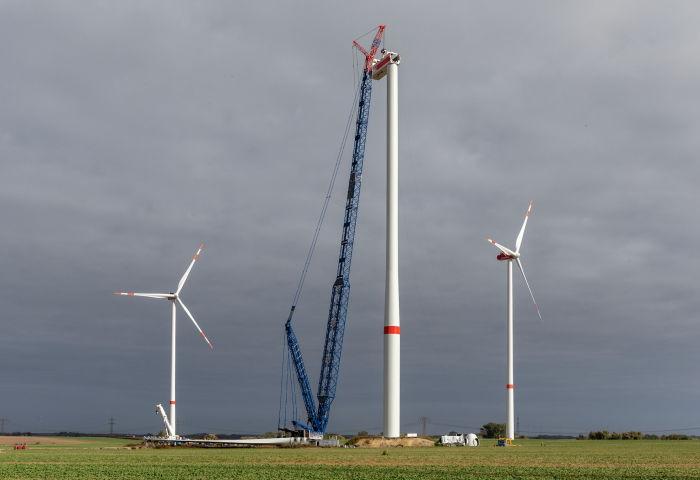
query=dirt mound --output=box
[355,437,434,448]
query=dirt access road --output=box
[0,436,91,445]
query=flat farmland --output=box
[1,438,699,479]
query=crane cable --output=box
[278,331,285,429]
[288,83,360,309]
[279,75,363,431]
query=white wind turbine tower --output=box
[116,245,212,439]
[485,202,542,440]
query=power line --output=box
[35,415,44,434]
[176,420,185,436]
[108,415,115,436]
[418,417,431,437]
[431,421,480,431]
[0,419,9,435]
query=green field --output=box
[1,437,699,479]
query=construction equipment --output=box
[441,433,480,447]
[280,26,386,437]
[155,404,178,440]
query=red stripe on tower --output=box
[170,401,176,404]
[507,384,513,389]
[384,326,400,335]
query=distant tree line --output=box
[579,431,694,440]
[660,434,694,440]
[480,423,506,439]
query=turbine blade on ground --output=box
[515,258,543,324]
[177,245,203,295]
[115,293,171,299]
[485,237,516,257]
[515,201,533,253]
[177,298,213,348]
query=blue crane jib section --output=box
[285,49,378,435]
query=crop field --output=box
[1,437,699,479]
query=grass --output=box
[1,437,699,478]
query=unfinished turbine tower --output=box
[383,51,401,439]
[364,38,402,439]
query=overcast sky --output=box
[1,1,698,437]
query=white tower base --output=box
[170,300,177,432]
[506,260,514,440]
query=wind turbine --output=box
[116,244,212,439]
[485,201,542,440]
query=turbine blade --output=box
[176,244,203,295]
[515,201,533,253]
[485,237,516,257]
[177,298,213,348]
[115,293,171,299]
[515,258,543,324]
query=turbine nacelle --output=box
[495,250,521,261]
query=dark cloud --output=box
[0,1,698,437]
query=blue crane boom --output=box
[284,26,386,435]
